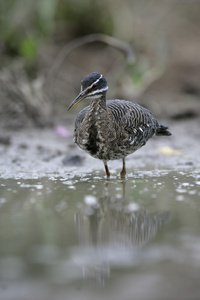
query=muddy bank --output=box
[0,118,199,179]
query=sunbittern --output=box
[68,72,171,178]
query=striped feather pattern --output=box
[74,99,160,161]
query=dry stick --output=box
[45,34,135,89]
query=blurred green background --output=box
[0,0,200,128]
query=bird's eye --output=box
[93,84,97,89]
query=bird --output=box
[68,72,171,178]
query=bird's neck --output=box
[90,95,107,113]
[85,95,116,145]
[86,95,109,128]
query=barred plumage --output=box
[68,72,171,178]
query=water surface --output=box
[0,168,200,300]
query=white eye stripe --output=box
[93,74,103,85]
[89,86,108,95]
[84,74,103,91]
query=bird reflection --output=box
[73,181,169,284]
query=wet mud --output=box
[0,118,199,179]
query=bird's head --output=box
[68,72,108,110]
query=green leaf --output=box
[19,36,39,61]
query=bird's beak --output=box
[67,90,87,111]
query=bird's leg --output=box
[120,158,126,179]
[103,161,110,178]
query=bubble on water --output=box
[49,176,56,181]
[93,176,102,180]
[116,187,122,191]
[84,195,98,206]
[20,183,31,188]
[196,181,200,185]
[0,197,7,205]
[176,188,187,194]
[35,184,43,190]
[80,177,91,182]
[126,202,140,212]
[178,171,186,176]
[62,180,75,185]
[19,183,43,189]
[68,185,76,190]
[176,195,185,201]
[188,190,197,195]
[181,182,190,187]
[115,193,122,199]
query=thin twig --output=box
[45,34,135,87]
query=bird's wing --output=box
[74,100,159,142]
[107,99,159,141]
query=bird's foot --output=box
[120,169,126,179]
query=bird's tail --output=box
[156,125,172,136]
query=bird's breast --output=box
[74,108,117,160]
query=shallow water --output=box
[0,168,200,300]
